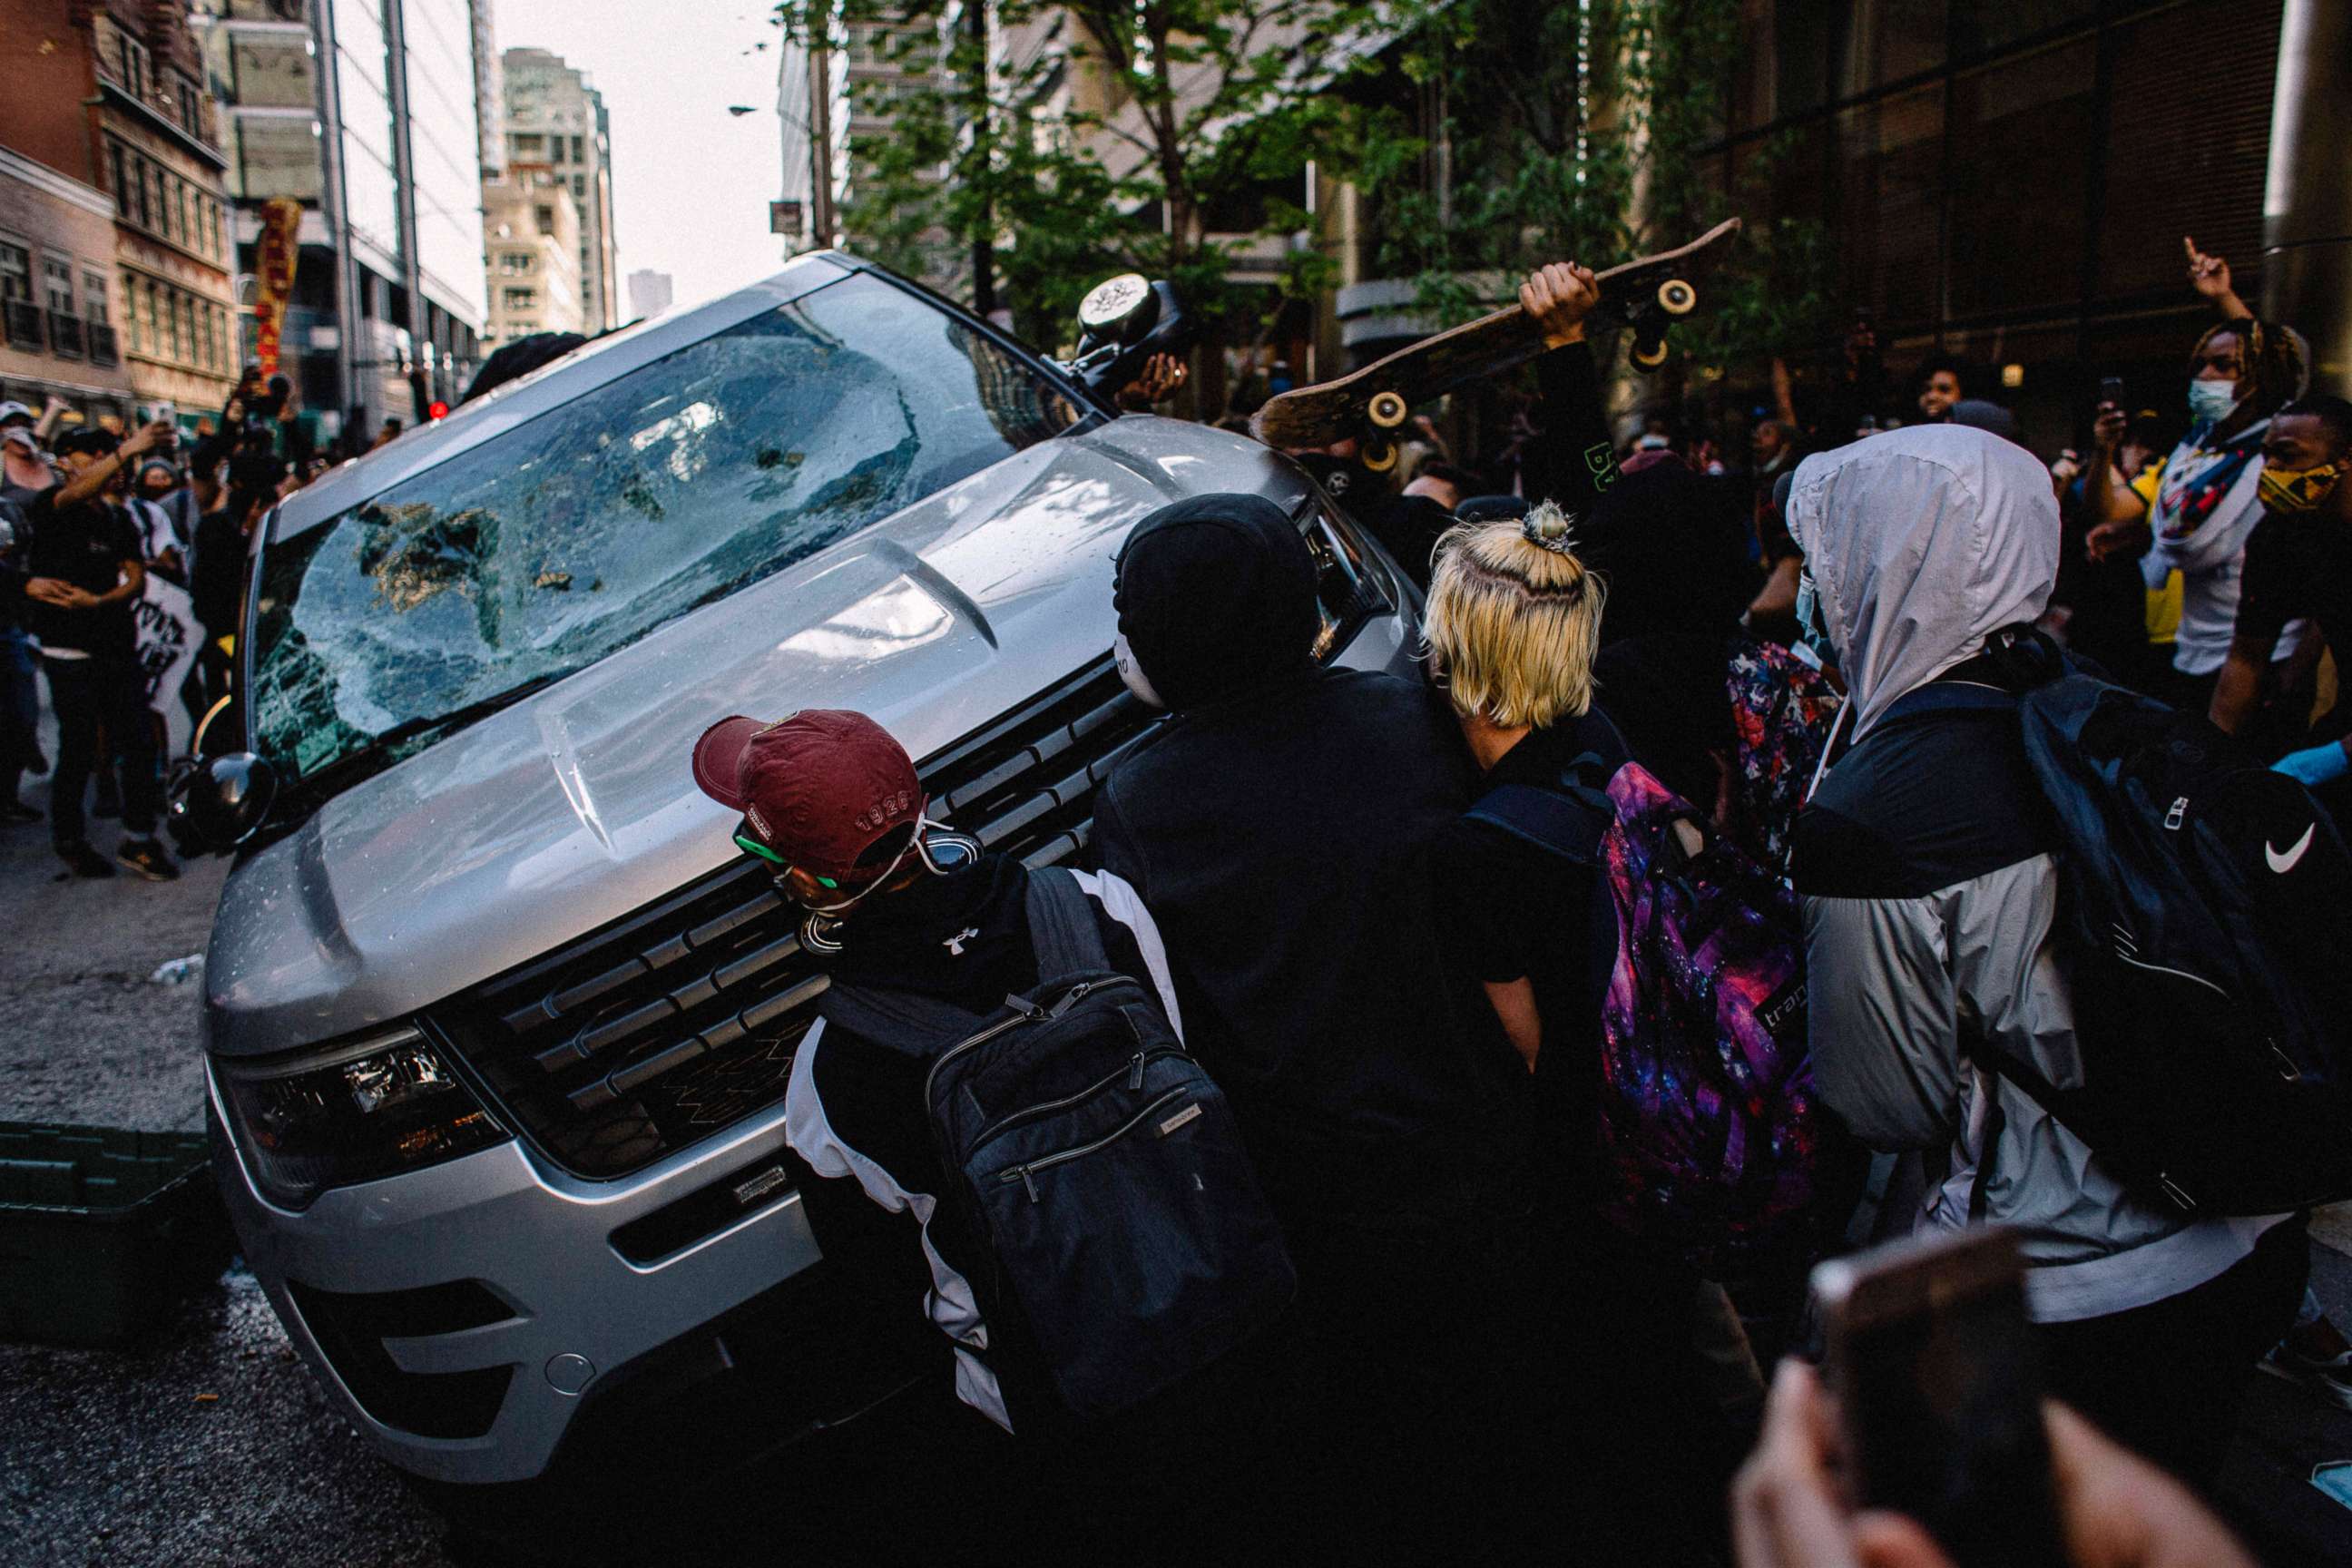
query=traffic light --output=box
[426,400,450,421]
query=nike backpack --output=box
[1468,759,1839,1276]
[1725,637,1844,877]
[1936,646,2352,1213]
[816,867,1295,1421]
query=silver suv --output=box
[199,254,1424,1501]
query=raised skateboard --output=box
[1251,218,1741,469]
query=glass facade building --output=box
[196,0,487,440]
[1702,0,2288,446]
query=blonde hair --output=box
[1425,504,1605,730]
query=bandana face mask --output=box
[2258,462,2341,514]
[1794,566,1839,671]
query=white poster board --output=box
[132,575,201,759]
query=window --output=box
[177,184,193,247]
[109,142,130,215]
[135,163,155,230]
[250,271,1087,786]
[534,205,554,233]
[176,74,203,136]
[121,269,141,350]
[569,135,583,164]
[571,174,585,200]
[42,257,74,314]
[169,290,186,361]
[144,280,162,356]
[116,32,150,99]
[510,132,544,155]
[83,271,108,324]
[502,287,537,310]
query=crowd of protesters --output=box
[701,231,2352,1565]
[0,365,338,880]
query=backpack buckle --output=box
[2163,796,2188,831]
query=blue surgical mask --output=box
[1795,567,1838,670]
[2187,377,2239,426]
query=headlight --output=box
[216,1026,510,1210]
[1305,503,1394,661]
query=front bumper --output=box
[207,1061,925,1485]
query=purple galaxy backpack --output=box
[1467,757,1835,1274]
[1725,637,1844,876]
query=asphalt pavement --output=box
[2,702,2351,1565]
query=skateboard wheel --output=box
[1367,390,1409,430]
[1656,279,1696,317]
[1360,438,1398,473]
[1632,339,1670,371]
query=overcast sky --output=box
[492,0,789,313]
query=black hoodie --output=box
[1098,495,1515,1220]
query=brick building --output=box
[0,0,238,431]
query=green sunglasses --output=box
[732,823,838,887]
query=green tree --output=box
[774,0,1380,387]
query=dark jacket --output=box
[780,853,1181,1433]
[1093,666,1510,1216]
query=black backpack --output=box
[817,867,1295,1421]
[1896,642,2352,1214]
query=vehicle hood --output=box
[1783,424,2058,742]
[207,418,1310,1054]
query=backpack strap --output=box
[1024,865,1111,985]
[1465,753,1614,866]
[817,982,994,1056]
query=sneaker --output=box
[115,838,179,882]
[2261,1316,2352,1411]
[0,799,38,823]
[56,840,115,878]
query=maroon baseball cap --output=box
[691,710,926,884]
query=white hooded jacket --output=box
[1788,427,2281,1323]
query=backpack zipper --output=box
[971,1045,1185,1153]
[2107,946,2230,1000]
[997,1084,1193,1204]
[921,982,1096,1107]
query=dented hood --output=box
[206,418,1309,1054]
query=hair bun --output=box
[1522,503,1578,554]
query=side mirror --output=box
[1076,273,1157,346]
[166,752,279,857]
[1061,277,1191,399]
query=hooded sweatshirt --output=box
[1788,426,2281,1322]
[1096,495,1505,1218]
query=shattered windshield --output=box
[248,273,1081,782]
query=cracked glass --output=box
[249,273,1081,783]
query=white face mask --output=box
[2187,377,2239,426]
[1113,632,1166,710]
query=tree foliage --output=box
[773,0,1828,405]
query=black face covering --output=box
[1112,493,1319,711]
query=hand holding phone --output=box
[1812,1229,2066,1568]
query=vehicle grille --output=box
[426,658,1158,1179]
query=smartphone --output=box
[1812,1229,2066,1568]
[2099,375,2125,408]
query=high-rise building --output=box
[192,0,489,446]
[625,268,671,319]
[0,1,237,428]
[776,16,946,278]
[501,48,618,330]
[482,164,579,347]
